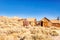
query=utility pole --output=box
[57,16,60,23]
[57,16,59,20]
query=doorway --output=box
[41,21,43,26]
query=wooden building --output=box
[39,17,60,27]
[50,20,60,27]
[26,18,37,26]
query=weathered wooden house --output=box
[50,20,60,27]
[38,17,60,27]
[26,18,37,26]
[17,18,37,26]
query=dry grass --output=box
[0,26,53,40]
[0,16,59,40]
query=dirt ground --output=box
[52,36,60,40]
[52,30,60,40]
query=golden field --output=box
[0,16,60,40]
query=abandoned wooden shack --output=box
[39,17,60,27]
[26,18,37,26]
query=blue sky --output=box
[0,0,60,20]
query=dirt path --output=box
[52,36,60,40]
[52,30,60,40]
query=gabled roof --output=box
[44,17,50,21]
[41,17,60,23]
[41,17,50,22]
